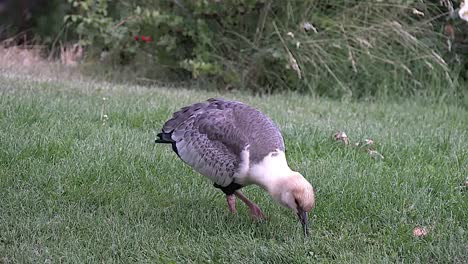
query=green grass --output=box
[0,73,467,263]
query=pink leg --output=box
[235,191,267,220]
[226,194,237,213]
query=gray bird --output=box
[155,98,315,236]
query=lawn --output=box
[0,73,467,263]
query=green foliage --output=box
[63,0,463,97]
[0,0,70,44]
[64,0,136,60]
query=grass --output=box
[0,72,467,263]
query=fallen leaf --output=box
[413,226,428,237]
[334,131,349,145]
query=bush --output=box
[0,0,70,45]
[64,0,463,97]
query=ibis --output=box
[155,98,315,236]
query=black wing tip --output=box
[154,131,180,157]
[155,132,174,144]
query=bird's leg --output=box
[234,191,267,220]
[226,194,237,214]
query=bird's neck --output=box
[248,150,294,193]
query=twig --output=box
[254,1,272,47]
[112,16,136,30]
[48,24,66,61]
[273,22,302,79]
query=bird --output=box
[155,98,315,236]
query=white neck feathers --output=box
[247,150,293,192]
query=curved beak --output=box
[297,209,309,237]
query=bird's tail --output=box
[155,132,174,144]
[155,131,180,157]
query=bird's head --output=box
[269,172,315,236]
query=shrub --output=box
[64,0,463,98]
[0,0,70,45]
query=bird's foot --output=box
[226,194,237,214]
[248,204,267,221]
[233,190,267,220]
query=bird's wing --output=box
[169,106,248,187]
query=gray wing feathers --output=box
[161,98,284,187]
[163,102,210,133]
[171,109,241,186]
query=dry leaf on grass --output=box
[334,131,349,145]
[332,132,385,160]
[413,226,428,237]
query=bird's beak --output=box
[297,210,309,237]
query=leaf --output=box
[334,131,349,145]
[413,226,428,237]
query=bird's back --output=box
[157,98,285,186]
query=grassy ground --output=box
[0,72,467,263]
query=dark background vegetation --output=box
[1,0,467,99]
